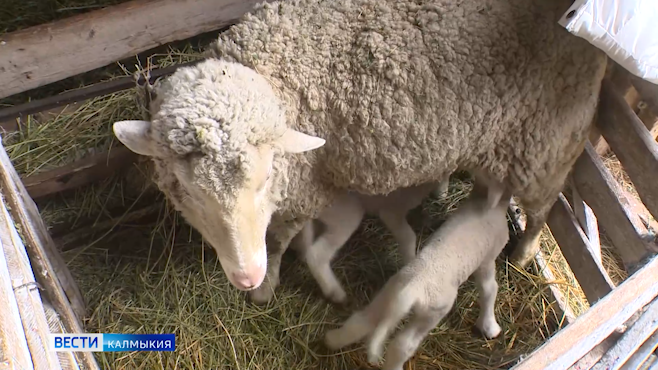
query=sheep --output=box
[111,0,607,304]
[289,181,441,304]
[323,185,512,370]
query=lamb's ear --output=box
[276,129,326,154]
[113,120,158,157]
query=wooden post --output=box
[597,80,658,221]
[510,254,658,370]
[0,0,267,100]
[546,194,615,304]
[571,143,652,269]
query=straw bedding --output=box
[0,3,636,369]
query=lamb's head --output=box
[112,59,325,291]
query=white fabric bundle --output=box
[559,0,658,85]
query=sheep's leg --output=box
[304,195,365,304]
[431,179,450,199]
[379,210,417,265]
[510,204,550,268]
[249,227,299,305]
[380,307,447,370]
[473,259,502,339]
[248,245,286,305]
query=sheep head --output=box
[112,59,325,291]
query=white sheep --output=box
[323,186,511,370]
[112,0,607,304]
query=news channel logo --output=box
[48,333,175,352]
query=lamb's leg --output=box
[324,310,375,350]
[304,195,365,304]
[380,307,447,370]
[473,259,502,339]
[379,210,417,265]
[510,204,551,268]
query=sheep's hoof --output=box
[248,285,275,305]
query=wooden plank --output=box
[572,142,652,269]
[508,198,576,324]
[566,183,602,263]
[546,193,615,304]
[510,254,658,370]
[0,194,62,370]
[0,61,198,125]
[593,297,658,370]
[0,141,100,370]
[620,330,658,370]
[0,0,265,100]
[0,213,34,370]
[568,333,621,370]
[23,146,138,200]
[597,79,658,221]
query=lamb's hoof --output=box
[325,287,348,305]
[367,350,382,367]
[324,328,345,350]
[476,319,502,339]
[248,285,275,305]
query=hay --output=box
[62,179,565,370]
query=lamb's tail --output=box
[366,286,416,365]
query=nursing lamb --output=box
[112,0,606,304]
[324,187,511,370]
[290,181,440,303]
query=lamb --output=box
[323,185,512,370]
[111,0,607,304]
[291,175,505,304]
[290,181,441,304]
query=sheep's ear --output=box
[276,129,326,154]
[113,120,158,157]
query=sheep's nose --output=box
[230,263,266,291]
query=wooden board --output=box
[572,142,651,269]
[597,80,658,221]
[510,254,658,370]
[0,60,198,125]
[23,146,138,200]
[620,329,658,370]
[0,0,266,100]
[568,333,621,370]
[0,141,99,370]
[546,193,615,304]
[0,194,62,370]
[593,297,658,369]
[0,215,34,370]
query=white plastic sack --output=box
[559,0,658,85]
